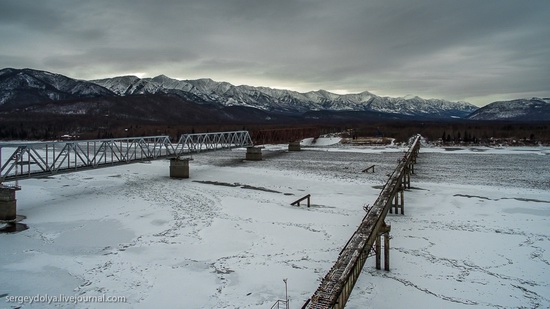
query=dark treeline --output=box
[1,112,549,145]
[347,120,550,144]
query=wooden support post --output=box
[377,223,391,271]
[400,187,405,215]
[384,232,390,271]
[362,165,375,173]
[392,193,398,214]
[375,234,382,270]
[407,166,411,188]
[291,194,311,207]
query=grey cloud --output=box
[0,0,548,106]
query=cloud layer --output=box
[1,0,549,106]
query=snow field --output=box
[1,145,549,308]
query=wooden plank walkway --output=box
[304,135,421,309]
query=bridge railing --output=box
[0,136,174,183]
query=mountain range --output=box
[1,68,548,122]
[91,74,477,118]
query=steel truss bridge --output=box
[0,131,253,183]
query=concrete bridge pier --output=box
[288,141,301,151]
[170,157,191,179]
[245,146,263,161]
[0,186,19,221]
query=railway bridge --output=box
[0,128,320,221]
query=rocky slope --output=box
[467,98,550,121]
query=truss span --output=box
[0,131,253,183]
[175,130,253,154]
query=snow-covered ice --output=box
[1,143,549,308]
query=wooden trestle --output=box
[304,135,421,309]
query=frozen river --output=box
[1,143,549,308]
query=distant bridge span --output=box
[0,127,323,184]
[0,128,318,221]
[0,131,253,184]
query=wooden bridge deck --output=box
[305,135,421,309]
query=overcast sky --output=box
[1,0,549,106]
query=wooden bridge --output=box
[303,135,421,309]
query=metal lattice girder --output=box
[0,136,174,183]
[0,131,254,183]
[175,130,253,155]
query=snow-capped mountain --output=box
[1,68,477,118]
[92,74,477,118]
[467,98,550,121]
[0,68,114,107]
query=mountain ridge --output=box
[467,98,550,121]
[3,68,547,122]
[91,73,477,118]
[0,68,114,108]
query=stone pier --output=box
[170,157,191,179]
[245,146,263,161]
[288,141,301,151]
[0,186,18,221]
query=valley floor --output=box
[1,143,549,308]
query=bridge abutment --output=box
[170,157,191,179]
[0,186,18,221]
[245,147,263,161]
